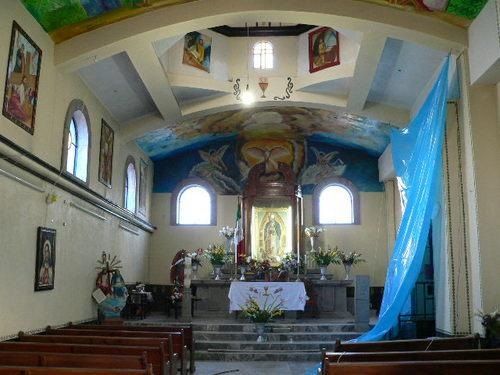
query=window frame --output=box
[124,156,137,213]
[61,99,91,186]
[253,40,274,70]
[170,178,217,226]
[312,177,360,225]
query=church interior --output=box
[0,0,499,374]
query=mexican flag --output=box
[234,197,245,264]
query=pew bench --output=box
[51,328,188,375]
[0,366,152,374]
[325,359,500,374]
[68,323,195,373]
[0,342,165,375]
[17,334,174,375]
[0,351,148,371]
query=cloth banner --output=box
[228,281,308,312]
[352,56,449,342]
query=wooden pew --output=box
[0,366,151,374]
[0,342,164,375]
[50,328,188,375]
[17,334,175,375]
[334,335,480,352]
[0,351,148,371]
[68,323,195,373]
[325,359,500,374]
[322,348,500,371]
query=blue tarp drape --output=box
[353,56,450,342]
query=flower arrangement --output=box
[219,226,235,239]
[240,287,284,323]
[476,310,500,345]
[304,226,325,238]
[205,244,227,265]
[170,281,183,303]
[338,251,365,266]
[186,248,204,267]
[279,253,299,272]
[310,246,341,267]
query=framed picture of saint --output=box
[308,27,340,73]
[35,227,56,291]
[2,21,42,134]
[182,31,212,73]
[98,119,114,188]
[138,159,148,216]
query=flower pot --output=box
[239,266,246,281]
[344,264,352,280]
[320,266,328,281]
[213,265,222,280]
[255,323,266,342]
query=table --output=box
[228,281,308,312]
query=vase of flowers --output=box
[310,246,340,280]
[477,310,500,348]
[205,244,227,280]
[338,251,365,280]
[186,248,204,280]
[241,289,284,342]
[219,226,235,253]
[304,226,325,251]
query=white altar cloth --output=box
[228,281,308,312]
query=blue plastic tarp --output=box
[352,56,450,342]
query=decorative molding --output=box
[0,134,155,233]
[119,223,140,236]
[70,201,107,221]
[0,167,45,193]
[211,24,316,37]
[233,78,241,101]
[273,77,294,101]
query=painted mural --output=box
[153,137,384,194]
[21,0,487,43]
[137,106,394,161]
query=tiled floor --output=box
[194,361,319,375]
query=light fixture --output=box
[241,84,255,105]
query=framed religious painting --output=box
[308,27,340,73]
[2,21,42,135]
[138,159,148,216]
[98,119,114,188]
[35,227,56,291]
[182,31,212,73]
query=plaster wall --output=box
[0,0,152,339]
[148,192,388,286]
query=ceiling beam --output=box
[127,43,181,122]
[347,33,387,112]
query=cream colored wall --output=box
[0,0,152,339]
[148,192,388,286]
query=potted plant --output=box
[477,310,500,348]
[309,246,340,280]
[186,248,204,280]
[279,253,300,281]
[338,251,365,280]
[239,256,253,281]
[241,288,284,342]
[205,244,227,280]
[219,226,235,254]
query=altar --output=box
[191,278,358,319]
[228,281,308,312]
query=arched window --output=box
[62,99,91,183]
[171,178,217,225]
[253,41,273,69]
[124,157,137,213]
[313,178,360,225]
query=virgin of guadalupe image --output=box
[38,240,54,286]
[261,213,286,260]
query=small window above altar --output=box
[313,178,360,225]
[171,179,217,226]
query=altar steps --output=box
[193,321,363,361]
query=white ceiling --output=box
[367,38,448,110]
[78,52,158,123]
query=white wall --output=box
[148,192,388,286]
[0,0,152,339]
